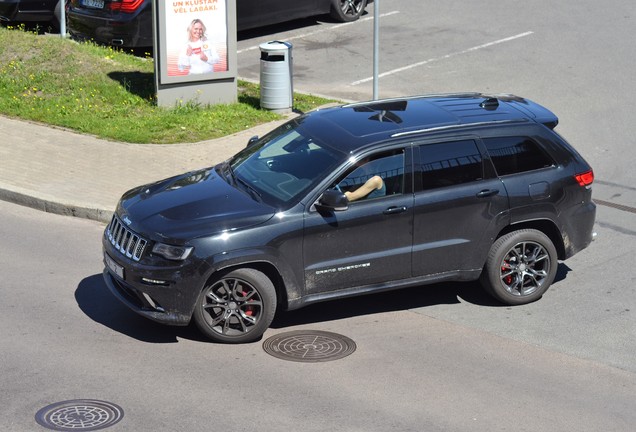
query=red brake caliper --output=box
[502,260,513,285]
[243,291,255,316]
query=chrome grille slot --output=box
[106,215,148,261]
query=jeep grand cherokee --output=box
[103,93,596,343]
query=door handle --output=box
[383,206,408,215]
[476,189,499,198]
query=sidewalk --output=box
[0,114,295,223]
[2,112,631,226]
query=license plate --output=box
[104,253,125,279]
[82,0,105,9]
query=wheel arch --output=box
[203,260,291,311]
[497,219,566,260]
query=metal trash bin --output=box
[259,41,293,112]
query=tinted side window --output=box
[336,150,405,201]
[418,140,483,190]
[483,137,554,176]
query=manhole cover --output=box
[263,330,356,362]
[35,399,124,431]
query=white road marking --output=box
[237,11,401,54]
[350,31,535,85]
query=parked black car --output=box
[67,0,369,48]
[0,0,60,28]
[103,93,596,343]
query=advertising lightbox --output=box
[153,0,237,106]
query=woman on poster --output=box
[177,18,220,75]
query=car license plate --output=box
[104,253,125,279]
[82,0,105,9]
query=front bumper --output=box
[102,245,202,326]
[102,269,194,325]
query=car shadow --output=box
[76,263,572,342]
[271,280,500,329]
[75,274,208,344]
[238,18,320,41]
[272,262,574,329]
[554,262,571,284]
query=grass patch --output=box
[0,25,337,144]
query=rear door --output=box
[411,138,509,277]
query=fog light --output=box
[142,277,169,286]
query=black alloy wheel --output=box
[480,229,558,305]
[330,0,368,22]
[193,268,277,343]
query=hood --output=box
[117,166,275,242]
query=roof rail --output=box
[390,119,528,138]
[341,92,497,109]
[342,93,525,110]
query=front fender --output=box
[197,246,303,309]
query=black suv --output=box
[103,94,596,343]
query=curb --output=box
[0,183,113,223]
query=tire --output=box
[193,268,277,344]
[480,229,558,305]
[330,0,367,22]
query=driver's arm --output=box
[345,175,384,202]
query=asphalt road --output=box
[237,0,636,190]
[1,201,634,432]
[1,1,635,430]
[236,0,636,377]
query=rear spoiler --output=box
[490,94,559,129]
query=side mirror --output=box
[246,135,259,147]
[315,189,349,212]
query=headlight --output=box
[152,243,193,261]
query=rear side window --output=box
[418,140,483,190]
[483,137,554,176]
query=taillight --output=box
[108,0,145,13]
[575,170,594,187]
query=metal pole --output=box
[60,0,66,38]
[373,0,379,100]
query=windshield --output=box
[228,119,344,208]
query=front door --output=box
[303,149,414,294]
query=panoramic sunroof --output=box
[325,99,459,138]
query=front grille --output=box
[106,215,148,261]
